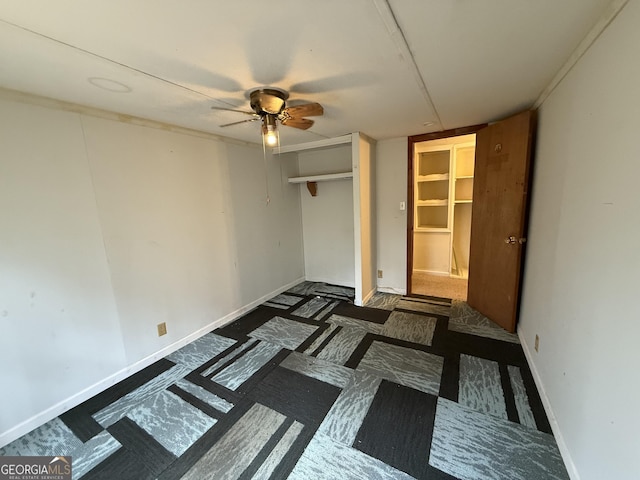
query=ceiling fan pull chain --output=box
[262,139,271,205]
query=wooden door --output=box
[467,110,535,332]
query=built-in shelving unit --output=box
[414,147,452,230]
[413,136,476,277]
[451,143,475,278]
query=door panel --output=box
[467,110,535,332]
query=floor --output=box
[411,272,468,301]
[0,282,569,480]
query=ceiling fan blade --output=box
[281,117,314,130]
[211,106,257,116]
[219,117,260,128]
[282,103,324,118]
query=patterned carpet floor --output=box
[1,282,569,479]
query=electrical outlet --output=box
[534,334,539,352]
[157,322,167,337]
[377,270,383,278]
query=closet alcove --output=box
[276,133,376,306]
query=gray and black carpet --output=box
[0,282,569,479]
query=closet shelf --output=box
[288,171,353,184]
[417,173,449,182]
[415,228,452,233]
[275,134,352,154]
[417,199,448,206]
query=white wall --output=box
[519,2,640,479]
[413,232,451,274]
[0,99,127,438]
[298,146,355,287]
[0,94,304,445]
[375,138,407,294]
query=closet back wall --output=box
[298,146,355,287]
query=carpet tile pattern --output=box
[357,340,444,395]
[125,390,216,457]
[458,354,508,420]
[1,283,569,479]
[430,398,567,480]
[507,365,538,429]
[69,430,121,479]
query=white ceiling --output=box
[0,0,613,145]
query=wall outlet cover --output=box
[157,322,167,336]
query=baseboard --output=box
[0,276,305,448]
[517,329,580,480]
[412,269,450,276]
[376,286,406,295]
[359,286,377,306]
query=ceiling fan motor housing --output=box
[249,88,288,115]
[214,88,320,131]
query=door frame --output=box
[406,124,487,296]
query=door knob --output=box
[505,236,527,245]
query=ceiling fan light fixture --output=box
[214,87,323,145]
[250,88,288,115]
[262,114,279,147]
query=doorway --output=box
[406,125,486,299]
[407,112,535,332]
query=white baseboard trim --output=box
[376,286,407,295]
[517,329,580,480]
[359,287,377,306]
[412,269,450,276]
[0,276,305,448]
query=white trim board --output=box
[517,329,580,480]
[358,286,377,307]
[0,276,305,448]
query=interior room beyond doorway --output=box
[411,133,476,300]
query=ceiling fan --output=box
[211,88,323,146]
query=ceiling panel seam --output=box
[372,0,444,131]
